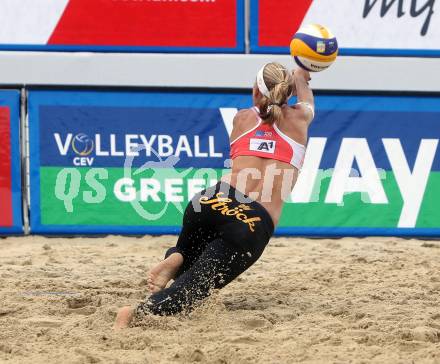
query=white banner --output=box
[302,0,438,51]
[0,0,69,44]
[253,0,439,55]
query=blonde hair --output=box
[257,62,293,124]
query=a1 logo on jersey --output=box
[249,138,276,154]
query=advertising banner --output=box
[0,0,244,53]
[0,90,23,234]
[28,90,440,236]
[251,0,440,56]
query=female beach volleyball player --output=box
[114,63,314,329]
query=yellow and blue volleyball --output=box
[290,24,338,72]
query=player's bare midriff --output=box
[222,156,298,227]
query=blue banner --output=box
[28,90,440,236]
[39,105,230,169]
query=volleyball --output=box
[290,24,338,72]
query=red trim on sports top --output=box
[230,107,306,169]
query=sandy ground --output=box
[0,235,440,364]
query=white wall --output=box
[0,52,439,92]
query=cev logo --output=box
[71,133,95,166]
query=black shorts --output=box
[184,181,275,259]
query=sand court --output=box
[1,235,439,363]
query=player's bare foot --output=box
[147,252,183,293]
[113,306,134,330]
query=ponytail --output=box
[257,63,293,125]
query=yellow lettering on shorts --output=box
[198,192,261,232]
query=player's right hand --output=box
[293,68,311,82]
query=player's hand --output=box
[293,68,311,82]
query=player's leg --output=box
[137,237,262,317]
[147,187,218,292]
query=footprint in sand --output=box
[411,327,440,343]
[400,327,440,343]
[227,335,259,344]
[190,349,206,362]
[68,307,97,316]
[21,258,32,266]
[0,306,22,317]
[26,317,63,328]
[74,348,102,363]
[241,318,271,329]
[66,295,93,309]
[0,343,13,354]
[421,242,440,249]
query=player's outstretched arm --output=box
[293,68,315,124]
